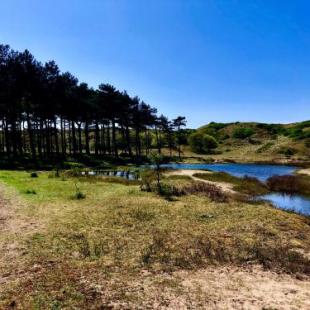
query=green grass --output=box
[0,170,309,308]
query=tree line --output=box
[0,44,186,160]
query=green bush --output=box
[188,132,218,153]
[25,189,36,194]
[256,142,274,153]
[158,183,175,200]
[277,147,297,156]
[71,183,86,200]
[30,172,38,178]
[72,191,86,200]
[63,161,84,169]
[140,169,157,192]
[232,127,254,139]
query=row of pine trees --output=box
[0,44,186,160]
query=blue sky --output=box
[1,0,310,127]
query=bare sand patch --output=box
[166,169,235,193]
[175,266,310,310]
[297,168,310,176]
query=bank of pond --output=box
[81,163,310,216]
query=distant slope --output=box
[188,121,310,162]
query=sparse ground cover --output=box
[0,170,310,309]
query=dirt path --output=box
[98,266,310,309]
[166,169,235,193]
[0,184,41,293]
[173,266,310,310]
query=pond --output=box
[81,170,138,180]
[160,163,310,216]
[259,193,310,216]
[81,163,309,216]
[160,163,297,181]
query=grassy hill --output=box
[181,120,310,163]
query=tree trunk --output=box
[111,120,118,157]
[71,121,77,156]
[85,120,90,155]
[26,113,36,160]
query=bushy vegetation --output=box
[266,175,310,196]
[232,127,255,139]
[277,147,297,156]
[188,132,218,154]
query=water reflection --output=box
[81,170,139,180]
[260,193,310,216]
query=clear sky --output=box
[1,0,310,127]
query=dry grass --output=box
[0,170,309,309]
[266,174,310,196]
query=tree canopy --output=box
[189,132,218,154]
[0,44,186,161]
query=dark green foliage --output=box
[256,123,286,135]
[232,127,254,139]
[73,191,86,200]
[149,152,164,191]
[71,183,86,200]
[188,132,218,153]
[0,44,183,162]
[30,172,38,178]
[277,147,297,156]
[140,169,157,192]
[25,189,36,194]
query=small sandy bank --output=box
[166,169,235,193]
[297,168,310,176]
[175,265,310,310]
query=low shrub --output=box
[63,161,84,169]
[256,142,274,153]
[72,191,86,200]
[101,177,140,186]
[140,169,158,192]
[71,183,86,200]
[266,175,309,195]
[65,167,82,177]
[30,172,38,178]
[234,176,268,196]
[232,127,254,139]
[179,182,228,202]
[277,147,297,156]
[25,189,36,194]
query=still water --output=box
[260,193,310,216]
[160,163,297,181]
[82,163,309,216]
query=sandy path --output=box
[0,184,42,291]
[103,265,310,309]
[297,168,310,176]
[166,169,235,193]
[173,266,310,310]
